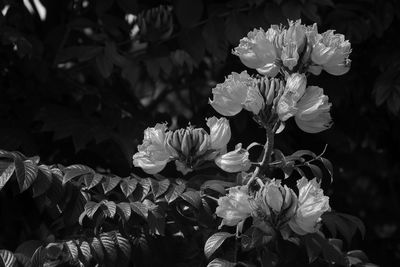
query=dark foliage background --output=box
[0,0,399,266]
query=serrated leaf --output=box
[119,178,137,198]
[0,250,16,267]
[100,232,117,262]
[0,160,15,191]
[204,232,234,259]
[137,178,151,201]
[111,232,131,260]
[130,201,149,219]
[181,190,202,209]
[84,173,103,189]
[63,165,94,184]
[32,165,52,197]
[164,183,186,203]
[151,178,170,198]
[102,176,121,194]
[117,202,131,220]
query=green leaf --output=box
[90,237,104,262]
[102,176,121,194]
[117,202,131,220]
[30,247,45,267]
[111,232,131,260]
[120,178,137,198]
[319,157,333,182]
[13,253,30,267]
[150,178,170,198]
[65,240,79,260]
[103,200,117,218]
[84,173,103,189]
[174,0,203,27]
[304,234,322,263]
[63,164,94,184]
[204,232,234,258]
[0,250,16,267]
[181,190,202,209]
[79,241,92,263]
[0,160,15,191]
[85,201,102,219]
[15,159,38,193]
[130,201,149,219]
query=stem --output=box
[247,127,275,186]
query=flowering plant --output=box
[130,20,374,266]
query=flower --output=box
[289,177,330,235]
[215,143,251,173]
[132,123,170,174]
[233,27,280,71]
[276,73,307,121]
[310,29,351,76]
[206,117,231,151]
[209,71,264,116]
[280,20,307,70]
[215,186,253,227]
[294,86,332,133]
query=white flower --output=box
[209,71,264,116]
[215,186,253,227]
[215,143,251,173]
[289,177,330,235]
[276,73,307,121]
[310,30,351,76]
[233,27,280,70]
[132,123,170,174]
[206,117,231,151]
[294,86,332,133]
[280,20,307,70]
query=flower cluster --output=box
[210,19,349,134]
[132,117,251,174]
[215,177,330,237]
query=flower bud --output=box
[294,86,332,133]
[206,117,231,151]
[289,177,330,235]
[215,143,251,173]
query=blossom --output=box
[215,143,251,173]
[289,177,330,235]
[132,123,170,174]
[276,73,307,121]
[206,117,231,151]
[280,20,307,70]
[310,29,351,76]
[233,27,280,71]
[294,86,332,133]
[215,186,253,227]
[209,71,264,116]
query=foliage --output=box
[0,0,399,266]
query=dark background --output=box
[0,0,399,266]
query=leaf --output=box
[319,157,333,182]
[65,240,79,260]
[181,190,202,209]
[207,258,235,267]
[204,232,234,258]
[0,160,15,191]
[139,178,151,200]
[84,173,103,189]
[310,233,346,265]
[90,237,104,262]
[85,201,102,219]
[130,201,149,219]
[32,165,52,197]
[201,180,234,195]
[15,159,38,193]
[0,250,16,267]
[304,234,322,263]
[102,176,121,194]
[111,232,131,260]
[79,241,92,263]
[119,178,137,198]
[63,165,94,184]
[13,253,31,267]
[164,183,186,203]
[30,247,45,267]
[150,178,170,198]
[117,202,131,220]
[306,163,323,181]
[338,213,366,239]
[100,232,117,262]
[174,0,203,27]
[103,201,117,218]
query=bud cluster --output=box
[132,117,251,174]
[137,5,173,42]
